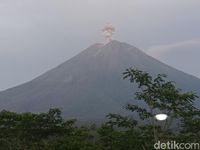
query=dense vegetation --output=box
[0,68,200,150]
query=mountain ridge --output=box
[0,40,199,121]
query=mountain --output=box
[0,40,200,121]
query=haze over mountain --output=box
[0,40,200,121]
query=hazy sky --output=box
[0,0,200,91]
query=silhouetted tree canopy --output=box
[0,68,199,150]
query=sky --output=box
[0,0,200,91]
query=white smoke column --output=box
[102,23,115,43]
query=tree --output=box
[101,68,200,149]
[123,68,200,143]
[0,68,199,149]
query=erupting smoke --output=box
[102,23,115,43]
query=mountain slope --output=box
[0,40,200,121]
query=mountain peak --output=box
[0,40,200,121]
[90,40,124,49]
[105,40,121,44]
[89,40,136,52]
[104,40,126,47]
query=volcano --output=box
[0,40,200,121]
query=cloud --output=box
[146,39,200,79]
[146,39,200,58]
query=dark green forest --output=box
[0,68,200,150]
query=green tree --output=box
[100,68,200,149]
[123,68,200,145]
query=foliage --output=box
[0,68,200,149]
